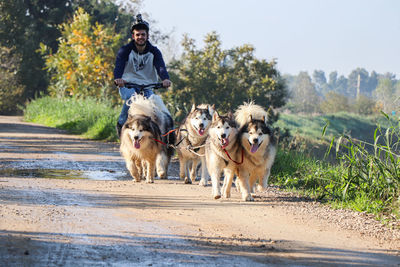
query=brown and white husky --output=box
[120,95,175,182]
[234,102,277,200]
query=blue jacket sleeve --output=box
[151,46,170,80]
[113,42,134,79]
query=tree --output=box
[165,32,287,122]
[312,70,328,95]
[289,72,321,113]
[347,68,369,98]
[0,0,74,100]
[366,71,378,96]
[0,47,25,114]
[328,71,338,91]
[335,75,349,96]
[40,8,121,102]
[351,94,376,115]
[0,0,143,107]
[374,77,397,113]
[320,91,349,114]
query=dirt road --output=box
[0,115,399,266]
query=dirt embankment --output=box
[0,116,399,266]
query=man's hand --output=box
[114,78,126,87]
[162,79,171,88]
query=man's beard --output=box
[135,40,146,47]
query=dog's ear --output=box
[227,111,234,120]
[209,104,215,115]
[262,115,267,124]
[212,110,219,121]
[248,114,253,122]
[191,103,196,112]
[149,120,161,138]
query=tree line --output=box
[2,1,397,121]
[0,1,287,122]
[0,0,144,113]
[283,69,399,115]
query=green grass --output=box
[24,96,120,141]
[271,147,399,221]
[272,112,400,222]
[276,112,380,143]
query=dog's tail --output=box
[127,94,156,119]
[234,101,269,127]
[149,94,171,117]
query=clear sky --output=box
[141,0,400,78]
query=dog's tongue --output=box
[134,140,140,149]
[221,138,229,148]
[198,128,205,136]
[250,143,259,153]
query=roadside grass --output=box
[271,150,386,216]
[24,96,119,141]
[23,97,399,222]
[272,112,400,223]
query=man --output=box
[114,14,171,137]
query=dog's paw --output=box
[146,179,154,184]
[243,194,254,202]
[198,179,207,186]
[133,178,141,182]
[213,194,221,200]
[234,182,241,192]
[158,171,167,179]
[184,177,192,184]
[256,184,265,192]
[222,191,231,198]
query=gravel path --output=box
[0,115,399,266]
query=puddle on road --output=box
[0,168,130,181]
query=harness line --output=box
[162,128,178,137]
[153,127,207,157]
[223,147,244,165]
[185,145,205,157]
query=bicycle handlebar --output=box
[117,82,164,90]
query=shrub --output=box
[39,8,121,103]
[0,47,25,114]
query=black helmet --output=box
[131,14,149,33]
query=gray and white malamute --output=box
[120,95,175,182]
[205,111,242,199]
[176,104,214,185]
[234,102,277,200]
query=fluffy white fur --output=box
[234,101,268,127]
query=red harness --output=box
[223,147,244,165]
[151,128,178,146]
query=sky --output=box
[141,0,400,78]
